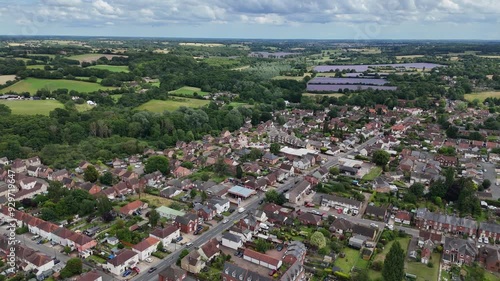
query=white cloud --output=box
[92,0,122,15]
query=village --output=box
[0,99,499,281]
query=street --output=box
[481,162,500,199]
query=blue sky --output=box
[0,0,499,40]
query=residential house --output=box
[13,244,54,277]
[394,211,412,225]
[297,213,322,226]
[180,251,204,273]
[479,246,500,273]
[320,194,362,214]
[25,156,41,167]
[49,169,69,181]
[69,233,98,253]
[262,153,280,165]
[434,155,458,167]
[172,167,192,178]
[329,218,354,235]
[286,180,311,204]
[174,213,198,234]
[150,225,180,245]
[194,204,216,222]
[222,262,272,281]
[158,266,187,281]
[78,182,102,195]
[478,222,500,242]
[120,200,148,216]
[105,249,139,276]
[352,224,377,240]
[364,205,387,221]
[293,157,311,170]
[243,248,282,270]
[221,232,243,250]
[132,237,160,260]
[11,159,26,173]
[415,208,478,236]
[207,198,230,214]
[349,235,368,249]
[76,270,102,281]
[199,238,220,261]
[442,237,478,266]
[51,227,74,247]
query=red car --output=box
[337,208,343,214]
[132,267,140,273]
[269,269,277,276]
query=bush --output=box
[427,262,434,268]
[371,261,383,271]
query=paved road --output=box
[481,162,499,199]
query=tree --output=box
[83,165,99,183]
[0,104,11,116]
[409,183,425,197]
[157,241,164,251]
[329,167,339,176]
[481,179,491,190]
[236,165,243,179]
[190,189,197,199]
[255,238,272,253]
[99,171,113,185]
[201,191,208,202]
[213,158,228,177]
[270,143,281,154]
[96,195,113,217]
[64,246,71,254]
[465,263,485,281]
[372,150,390,166]
[177,249,190,266]
[148,209,160,227]
[310,231,327,249]
[145,156,170,175]
[446,125,459,139]
[429,179,447,198]
[60,258,82,278]
[265,190,286,205]
[382,241,404,281]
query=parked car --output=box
[122,270,132,277]
[276,244,283,251]
[370,223,379,228]
[222,219,229,224]
[238,207,245,213]
[148,267,157,273]
[53,259,60,264]
[197,225,203,231]
[228,208,235,213]
[174,236,183,243]
[185,242,193,247]
[194,230,199,235]
[32,235,40,240]
[145,258,153,263]
[269,269,277,276]
[132,267,140,273]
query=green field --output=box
[405,253,440,281]
[227,102,250,107]
[75,103,94,112]
[362,167,383,181]
[334,247,362,273]
[0,78,116,94]
[304,92,344,98]
[169,86,210,97]
[75,76,103,83]
[464,91,500,102]
[369,237,411,280]
[272,75,306,81]
[26,65,47,70]
[68,54,127,63]
[27,54,56,59]
[110,94,122,102]
[87,65,130,73]
[0,100,63,115]
[136,98,210,112]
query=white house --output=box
[207,198,230,214]
[149,225,180,246]
[105,250,139,276]
[221,232,243,250]
[16,246,55,277]
[51,227,74,247]
[292,157,311,170]
[132,237,160,261]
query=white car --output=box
[145,258,153,263]
[238,207,245,213]
[222,219,229,224]
[370,223,379,228]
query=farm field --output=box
[272,73,312,81]
[68,54,127,63]
[405,253,440,281]
[0,100,63,115]
[169,86,209,97]
[75,77,103,83]
[179,42,224,47]
[227,102,250,107]
[478,55,500,59]
[396,55,425,60]
[464,91,500,102]
[87,65,130,72]
[231,65,250,71]
[303,93,344,98]
[0,78,116,94]
[136,98,210,112]
[26,65,46,69]
[0,75,16,85]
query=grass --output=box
[0,100,63,115]
[485,271,500,281]
[110,94,122,102]
[68,54,127,63]
[169,86,210,97]
[405,253,440,281]
[0,75,16,85]
[303,92,344,98]
[87,65,130,73]
[272,75,305,81]
[396,55,426,60]
[0,78,116,94]
[478,55,500,59]
[369,237,411,280]
[362,167,383,181]
[231,65,250,71]
[227,102,250,107]
[179,42,224,47]
[130,193,174,207]
[464,91,500,102]
[136,98,210,112]
[27,54,56,58]
[26,65,46,70]
[334,247,361,273]
[75,103,94,112]
[87,255,106,264]
[75,76,103,83]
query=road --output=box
[481,162,499,199]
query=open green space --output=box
[27,54,56,58]
[0,75,17,85]
[227,102,250,107]
[0,78,116,94]
[137,98,210,112]
[405,253,440,281]
[201,57,242,68]
[0,100,63,115]
[303,92,344,98]
[334,247,361,273]
[362,167,383,181]
[75,76,103,83]
[68,54,127,63]
[169,86,210,97]
[369,237,411,280]
[26,65,46,70]
[75,103,94,112]
[272,75,306,81]
[87,65,130,73]
[464,91,500,102]
[110,94,122,102]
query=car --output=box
[238,207,245,213]
[259,200,264,204]
[269,269,277,276]
[237,251,244,257]
[148,267,157,273]
[145,258,153,263]
[37,240,44,244]
[135,164,141,168]
[185,242,193,247]
[197,225,203,230]
[478,237,483,243]
[370,223,379,228]
[228,208,235,213]
[310,210,320,215]
[386,224,394,231]
[175,236,183,242]
[194,230,199,235]
[222,218,229,224]
[32,235,40,240]
[132,267,140,273]
[50,241,57,246]
[53,259,60,264]
[276,244,283,251]
[160,248,168,253]
[234,251,241,256]
[122,270,132,277]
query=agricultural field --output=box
[169,86,209,97]
[303,93,344,98]
[231,65,250,71]
[478,55,500,59]
[68,54,127,63]
[227,102,250,107]
[136,98,210,112]
[464,91,500,102]
[87,65,130,73]
[395,55,425,60]
[75,77,103,83]
[27,54,56,59]
[0,78,116,94]
[272,73,311,81]
[179,42,224,47]
[0,100,63,115]
[0,75,17,85]
[26,65,46,70]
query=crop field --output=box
[231,65,250,71]
[136,98,210,112]
[179,42,224,47]
[303,92,344,98]
[26,65,46,70]
[87,65,130,72]
[396,55,425,60]
[0,100,63,115]
[68,54,127,63]
[169,86,209,97]
[478,55,500,59]
[0,75,16,85]
[27,54,56,58]
[464,91,500,102]
[272,73,312,81]
[0,78,116,94]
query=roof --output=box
[223,262,272,281]
[365,205,387,217]
[479,222,500,234]
[133,237,160,252]
[108,249,138,266]
[243,248,280,266]
[228,185,255,198]
[352,224,376,238]
[222,232,241,243]
[444,237,477,257]
[156,206,185,217]
[201,238,220,259]
[158,266,186,281]
[330,218,354,231]
[174,213,198,225]
[150,225,179,239]
[120,200,144,215]
[76,270,101,281]
[321,194,362,208]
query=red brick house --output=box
[119,200,148,216]
[172,167,192,178]
[297,213,322,226]
[174,214,198,234]
[442,237,477,266]
[479,246,500,273]
[478,222,500,242]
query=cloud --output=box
[92,0,122,15]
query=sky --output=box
[0,0,499,40]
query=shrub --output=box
[427,262,434,268]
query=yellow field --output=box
[0,75,16,85]
[304,93,344,98]
[464,91,500,102]
[479,55,500,59]
[396,55,425,60]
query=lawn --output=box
[110,94,122,102]
[75,103,94,112]
[0,75,16,85]
[87,255,106,264]
[26,65,46,70]
[272,75,306,81]
[87,65,130,73]
[374,237,411,263]
[362,167,383,181]
[303,92,344,98]
[130,193,174,208]
[0,78,116,94]
[334,247,361,273]
[0,100,63,115]
[464,91,500,102]
[169,86,210,97]
[136,98,210,112]
[75,76,103,83]
[227,102,250,107]
[405,253,440,281]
